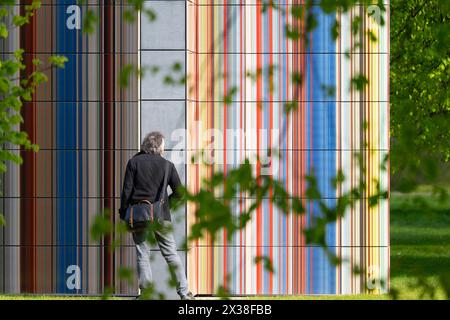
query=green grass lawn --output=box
[388,193,450,300]
[1,193,449,300]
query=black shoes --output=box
[180,292,195,300]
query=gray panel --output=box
[170,205,187,249]
[149,250,187,300]
[3,197,19,247]
[141,101,186,150]
[2,246,20,293]
[4,152,20,197]
[141,51,185,100]
[163,150,186,184]
[165,151,187,250]
[141,1,185,50]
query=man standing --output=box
[119,131,194,300]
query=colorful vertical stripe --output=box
[186,1,389,295]
[1,1,139,294]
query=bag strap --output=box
[156,161,170,203]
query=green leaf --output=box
[48,55,68,68]
[119,64,135,88]
[82,9,98,34]
[222,86,238,105]
[0,23,9,38]
[0,78,10,94]
[0,8,9,19]
[351,74,369,91]
[144,8,157,22]
[254,256,275,274]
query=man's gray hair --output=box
[141,131,165,155]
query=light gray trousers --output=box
[132,220,189,298]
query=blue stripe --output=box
[56,4,79,293]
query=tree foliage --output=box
[390,0,450,192]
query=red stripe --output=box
[256,0,263,294]
[268,4,274,295]
[103,1,114,291]
[20,1,37,293]
[223,0,228,289]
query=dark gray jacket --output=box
[119,151,182,221]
